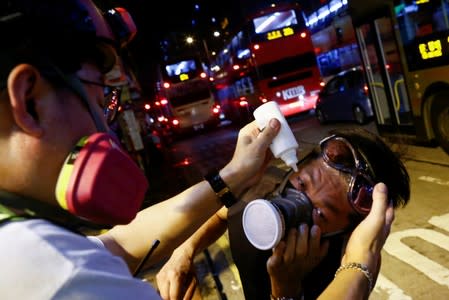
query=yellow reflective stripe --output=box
[55,162,74,210]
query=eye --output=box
[296,176,305,190]
[313,207,325,220]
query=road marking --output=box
[418,175,449,186]
[374,273,412,299]
[384,228,449,288]
[429,213,449,233]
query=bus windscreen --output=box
[165,60,197,77]
[253,9,298,34]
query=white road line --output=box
[384,228,449,288]
[418,176,449,186]
[373,273,412,299]
[429,213,449,233]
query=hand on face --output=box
[267,224,330,298]
[340,182,394,279]
[221,119,280,195]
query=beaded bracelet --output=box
[334,262,374,293]
[270,294,304,300]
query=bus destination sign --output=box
[266,27,295,41]
[407,31,449,71]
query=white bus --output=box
[156,56,222,137]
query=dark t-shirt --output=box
[227,162,346,300]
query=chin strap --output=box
[0,190,110,233]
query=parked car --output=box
[314,68,374,124]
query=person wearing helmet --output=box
[0,0,281,298]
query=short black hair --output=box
[0,0,115,88]
[329,127,410,209]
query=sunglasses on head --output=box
[319,135,376,216]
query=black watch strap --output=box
[204,170,238,208]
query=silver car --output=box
[315,68,373,124]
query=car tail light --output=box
[212,104,221,114]
[363,84,369,95]
[239,100,248,107]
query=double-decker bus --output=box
[306,1,362,80]
[212,2,323,123]
[348,0,449,154]
[156,55,221,136]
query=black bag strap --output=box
[0,190,109,233]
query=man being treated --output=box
[156,128,410,299]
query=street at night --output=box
[3,1,449,299]
[141,112,449,299]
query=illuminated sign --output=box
[419,39,442,59]
[406,31,449,71]
[266,27,295,40]
[179,73,189,81]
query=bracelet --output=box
[334,262,374,293]
[204,169,238,208]
[270,294,303,300]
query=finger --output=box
[183,275,197,300]
[255,118,281,149]
[383,201,395,239]
[309,225,327,264]
[268,241,286,268]
[283,228,298,262]
[385,201,395,228]
[295,223,309,258]
[169,278,183,300]
[157,279,169,300]
[369,182,389,220]
[309,225,324,256]
[164,271,190,300]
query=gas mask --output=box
[242,187,313,250]
[55,132,148,225]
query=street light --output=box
[185,34,212,68]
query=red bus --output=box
[155,55,222,136]
[307,3,362,80]
[212,2,323,123]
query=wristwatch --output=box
[204,169,238,208]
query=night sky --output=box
[100,0,318,98]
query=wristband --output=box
[334,262,374,293]
[204,170,238,208]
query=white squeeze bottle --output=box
[253,101,299,172]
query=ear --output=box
[7,64,44,137]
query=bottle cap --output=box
[281,149,298,172]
